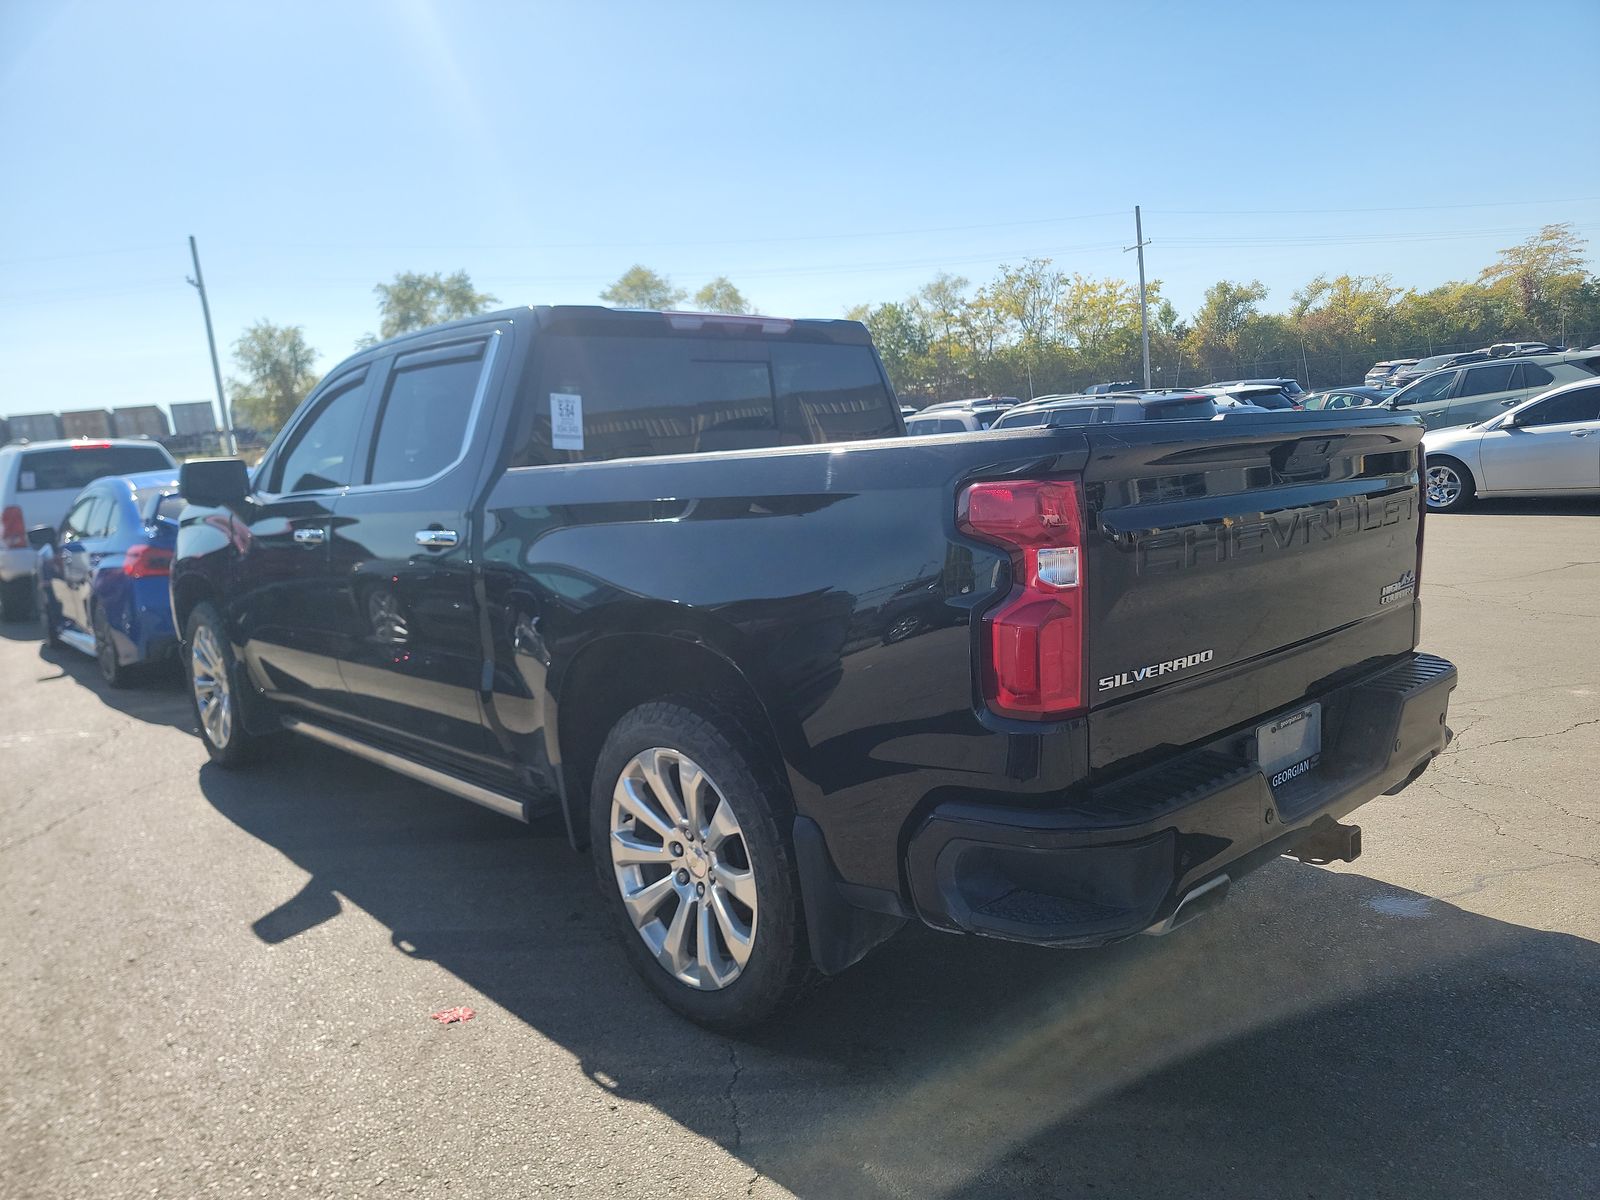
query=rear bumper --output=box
[905,652,1456,946]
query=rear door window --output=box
[1456,363,1517,397]
[1511,362,1555,390]
[366,341,487,486]
[17,445,174,492]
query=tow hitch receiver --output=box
[1288,819,1362,865]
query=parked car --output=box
[1082,381,1138,395]
[0,438,178,620]
[1385,352,1600,430]
[1300,386,1392,411]
[990,391,1235,428]
[171,303,1455,1029]
[1197,384,1299,411]
[1364,359,1418,388]
[1387,351,1492,389]
[1422,379,1600,512]
[905,405,1010,433]
[1203,377,1306,402]
[1484,341,1555,358]
[34,471,182,684]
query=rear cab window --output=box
[511,328,898,465]
[17,445,173,492]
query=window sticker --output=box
[19,471,36,489]
[550,392,584,450]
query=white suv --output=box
[0,438,178,619]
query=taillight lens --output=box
[1,505,26,550]
[958,479,1086,719]
[123,545,173,578]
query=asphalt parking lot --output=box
[2,496,1596,1200]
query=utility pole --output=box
[186,236,236,456]
[1125,207,1152,390]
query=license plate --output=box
[1257,703,1321,788]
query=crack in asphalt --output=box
[1415,779,1600,869]
[725,1041,746,1153]
[1445,716,1600,757]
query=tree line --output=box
[226,224,1597,432]
[849,223,1598,403]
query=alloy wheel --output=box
[190,625,233,748]
[1426,463,1462,509]
[609,747,757,990]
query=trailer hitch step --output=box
[1288,820,1362,865]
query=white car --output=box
[1422,379,1600,512]
[0,438,178,619]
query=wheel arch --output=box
[551,631,787,852]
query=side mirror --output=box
[179,457,250,508]
[26,525,54,550]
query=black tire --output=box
[0,576,34,622]
[1425,456,1476,514]
[590,697,819,1030]
[37,582,64,649]
[183,601,270,766]
[91,601,134,688]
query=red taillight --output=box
[70,440,112,450]
[1,505,26,550]
[123,545,172,578]
[958,479,1086,719]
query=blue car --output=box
[35,471,182,686]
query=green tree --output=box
[1478,222,1590,334]
[370,270,497,341]
[847,301,931,397]
[1185,279,1269,378]
[228,321,319,434]
[600,265,687,310]
[692,276,752,314]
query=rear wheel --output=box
[1425,457,1475,513]
[0,577,33,622]
[591,698,818,1029]
[185,601,270,766]
[91,601,133,688]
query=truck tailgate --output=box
[1081,414,1425,777]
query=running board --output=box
[59,628,96,657]
[279,715,528,822]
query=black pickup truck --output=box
[173,305,1456,1028]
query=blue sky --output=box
[2,0,1597,419]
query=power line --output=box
[1150,195,1600,216]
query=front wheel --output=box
[1425,457,1475,513]
[591,698,819,1029]
[184,601,271,766]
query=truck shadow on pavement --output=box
[195,742,1596,1199]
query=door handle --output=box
[292,527,326,546]
[415,529,459,549]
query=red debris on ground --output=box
[430,1006,476,1024]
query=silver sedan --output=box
[1422,379,1600,512]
